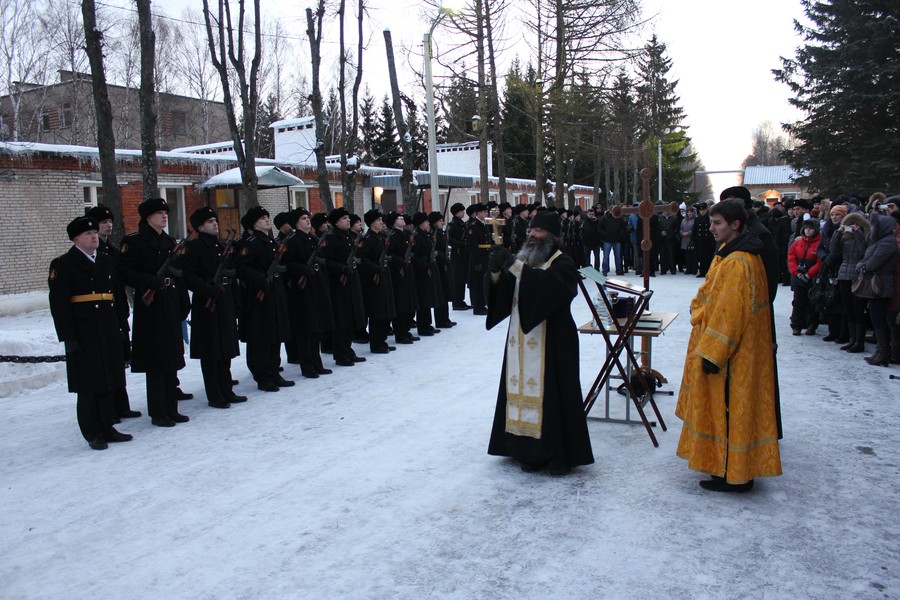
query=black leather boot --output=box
[845,323,867,353]
[865,329,891,366]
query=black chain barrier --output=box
[0,355,66,363]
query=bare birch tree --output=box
[0,0,51,141]
[201,0,263,209]
[306,0,334,212]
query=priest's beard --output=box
[516,234,558,267]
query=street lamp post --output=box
[658,127,671,203]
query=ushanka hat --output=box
[86,204,114,223]
[328,207,350,225]
[720,186,753,205]
[465,204,477,217]
[189,206,217,231]
[428,211,444,226]
[411,212,429,227]
[67,216,98,240]
[512,204,527,216]
[529,210,561,237]
[450,202,466,215]
[240,206,269,230]
[290,208,311,227]
[364,209,383,226]
[138,197,169,219]
[310,213,329,231]
[384,211,404,228]
[273,211,292,230]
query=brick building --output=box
[0,70,231,151]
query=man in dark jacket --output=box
[581,208,602,270]
[118,197,191,427]
[429,211,457,329]
[180,207,244,409]
[411,212,440,336]
[386,211,419,344]
[49,216,133,449]
[233,206,294,391]
[598,208,626,276]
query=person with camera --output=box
[788,219,822,335]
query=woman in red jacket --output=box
[788,219,822,335]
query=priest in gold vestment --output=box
[485,210,594,476]
[676,200,782,492]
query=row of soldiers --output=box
[49,197,486,449]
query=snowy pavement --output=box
[0,272,897,599]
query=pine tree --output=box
[774,0,900,193]
[256,93,282,159]
[359,87,378,164]
[371,95,400,168]
[440,71,478,143]
[404,96,428,170]
[502,60,537,179]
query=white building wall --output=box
[433,142,493,178]
[271,117,317,165]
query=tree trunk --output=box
[81,0,123,240]
[307,3,333,212]
[485,0,506,205]
[136,0,158,200]
[383,30,414,208]
[475,0,490,206]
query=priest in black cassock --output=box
[485,210,594,476]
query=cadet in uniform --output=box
[117,198,190,427]
[180,207,245,409]
[385,211,419,344]
[49,216,133,449]
[86,204,141,421]
[447,203,470,311]
[429,211,456,329]
[411,212,439,336]
[233,206,294,392]
[465,202,491,315]
[283,208,334,378]
[319,208,367,366]
[356,209,397,354]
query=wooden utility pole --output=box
[383,30,414,207]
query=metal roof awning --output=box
[370,173,474,188]
[198,166,304,189]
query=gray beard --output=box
[516,236,556,267]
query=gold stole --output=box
[503,250,562,439]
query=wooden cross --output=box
[486,207,506,245]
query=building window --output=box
[333,192,344,209]
[41,109,51,131]
[82,185,103,214]
[60,103,73,129]
[291,188,309,210]
[172,111,187,135]
[160,186,187,238]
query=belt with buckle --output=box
[477,244,491,249]
[70,293,114,303]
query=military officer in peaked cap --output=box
[49,216,133,449]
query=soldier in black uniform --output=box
[385,212,419,344]
[49,216,133,450]
[692,202,715,277]
[411,212,439,336]
[465,202,491,315]
[447,203,470,311]
[180,207,245,409]
[356,209,397,354]
[429,211,456,329]
[319,208,367,366]
[233,206,294,392]
[510,204,529,255]
[283,208,334,378]
[117,198,190,427]
[498,202,514,249]
[86,204,140,421]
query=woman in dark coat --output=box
[835,212,871,352]
[856,213,900,365]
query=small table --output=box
[578,312,678,435]
[576,268,675,447]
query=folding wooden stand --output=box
[577,267,668,447]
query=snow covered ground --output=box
[1,272,897,599]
